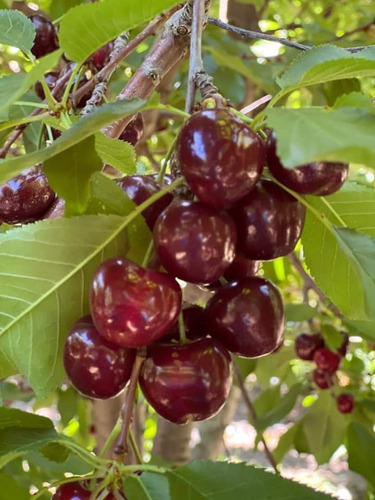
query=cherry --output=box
[336,394,355,414]
[229,179,306,260]
[0,165,55,224]
[338,332,349,357]
[205,277,284,358]
[176,108,263,208]
[162,304,206,342]
[266,132,349,196]
[35,71,60,100]
[116,175,173,229]
[63,316,135,399]
[30,15,59,59]
[118,114,144,146]
[313,348,341,373]
[313,369,334,389]
[153,200,237,284]
[295,333,325,361]
[139,338,232,424]
[90,42,113,70]
[223,254,259,282]
[53,482,122,499]
[43,197,65,220]
[90,257,182,348]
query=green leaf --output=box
[50,0,85,20]
[8,95,43,153]
[273,423,301,463]
[232,356,256,381]
[347,422,375,487]
[44,136,103,215]
[344,319,375,342]
[59,0,181,63]
[285,304,316,322]
[0,215,128,397]
[169,461,332,499]
[277,45,375,91]
[0,50,62,116]
[124,472,170,500]
[0,406,53,430]
[57,386,78,427]
[0,99,145,184]
[266,107,375,169]
[0,381,34,403]
[95,133,136,174]
[0,10,35,53]
[0,472,29,500]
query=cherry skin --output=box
[162,304,206,342]
[313,369,334,390]
[337,394,355,414]
[118,114,144,146]
[153,200,237,284]
[53,482,122,499]
[338,332,350,357]
[116,175,173,229]
[35,71,60,100]
[266,132,349,196]
[205,277,284,358]
[90,258,182,348]
[0,165,55,224]
[30,15,59,59]
[90,42,114,70]
[176,108,263,208]
[313,348,341,373]
[139,338,232,424]
[229,179,306,260]
[63,316,136,399]
[223,254,259,282]
[295,333,325,361]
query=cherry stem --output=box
[157,135,178,183]
[232,360,279,474]
[113,351,146,463]
[128,426,143,464]
[141,240,155,269]
[98,418,122,459]
[178,311,188,344]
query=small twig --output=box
[128,427,143,464]
[233,360,279,473]
[240,94,272,115]
[327,19,374,42]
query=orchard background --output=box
[0,0,375,498]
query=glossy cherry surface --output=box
[176,108,263,208]
[118,114,144,146]
[30,15,59,59]
[229,179,306,260]
[90,42,114,70]
[223,254,259,281]
[295,333,325,361]
[313,348,341,373]
[63,316,135,399]
[153,200,237,284]
[337,394,355,414]
[116,175,173,229]
[0,165,55,224]
[313,369,334,389]
[53,482,121,499]
[139,338,232,424]
[205,277,284,358]
[162,305,206,342]
[266,132,349,196]
[90,258,182,348]
[35,71,60,100]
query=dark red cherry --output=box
[116,175,173,229]
[30,15,59,59]
[205,277,284,358]
[176,108,263,208]
[43,197,65,219]
[337,394,355,414]
[223,254,259,281]
[90,258,182,348]
[313,369,334,389]
[266,132,349,196]
[35,71,60,100]
[153,200,237,284]
[337,332,349,357]
[162,305,206,342]
[53,482,91,499]
[118,114,144,146]
[295,333,325,361]
[90,42,113,70]
[0,165,55,224]
[63,316,136,399]
[229,179,306,260]
[313,348,341,373]
[139,338,232,424]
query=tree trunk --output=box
[153,418,193,465]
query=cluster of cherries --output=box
[295,332,355,413]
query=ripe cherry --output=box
[229,179,306,260]
[153,200,237,284]
[90,258,182,348]
[176,108,263,208]
[0,165,55,224]
[116,175,173,229]
[336,394,355,414]
[338,332,350,357]
[205,277,284,358]
[162,305,206,342]
[313,369,334,389]
[295,333,325,361]
[139,338,232,424]
[30,15,59,59]
[118,114,144,146]
[63,316,135,399]
[313,348,341,373]
[35,71,60,100]
[223,254,259,281]
[90,42,114,70]
[53,482,122,499]
[266,132,349,196]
